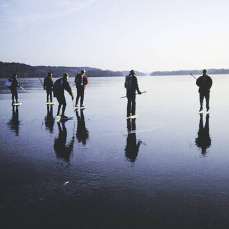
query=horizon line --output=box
[1,60,229,74]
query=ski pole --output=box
[190,73,197,80]
[121,91,147,99]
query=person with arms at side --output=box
[9,74,20,105]
[43,72,54,103]
[196,69,213,112]
[124,70,142,118]
[53,73,74,119]
[75,70,88,108]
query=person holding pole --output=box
[196,69,213,112]
[124,70,142,118]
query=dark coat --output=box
[196,75,212,93]
[125,75,140,96]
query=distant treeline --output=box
[150,69,229,76]
[1,61,228,78]
[0,61,145,78]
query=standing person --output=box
[124,70,142,118]
[53,73,74,119]
[196,69,213,112]
[10,74,20,105]
[43,72,54,103]
[75,70,88,108]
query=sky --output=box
[0,0,229,72]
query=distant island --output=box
[0,61,145,78]
[150,69,229,76]
[1,61,229,78]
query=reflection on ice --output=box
[54,122,74,163]
[1,76,229,229]
[75,109,89,145]
[44,105,55,133]
[125,118,142,163]
[7,105,20,136]
[195,113,211,156]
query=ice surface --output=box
[0,76,229,228]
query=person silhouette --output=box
[76,109,89,145]
[125,118,142,162]
[196,69,213,112]
[8,105,20,136]
[9,74,20,105]
[75,70,88,108]
[195,113,211,156]
[44,105,55,133]
[124,70,142,118]
[53,73,74,119]
[43,72,54,103]
[54,122,74,162]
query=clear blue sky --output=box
[0,0,229,72]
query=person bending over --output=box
[53,73,74,119]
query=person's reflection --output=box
[8,105,20,136]
[45,105,55,133]
[195,113,211,156]
[125,118,142,162]
[54,122,74,162]
[76,110,89,145]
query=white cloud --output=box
[0,0,97,28]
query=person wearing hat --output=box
[75,70,88,108]
[196,69,213,112]
[124,70,142,117]
[43,72,54,103]
[53,73,74,118]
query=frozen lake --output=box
[1,75,229,228]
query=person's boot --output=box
[199,107,203,112]
[207,106,210,112]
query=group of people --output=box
[7,69,213,119]
[124,69,213,116]
[44,68,213,117]
[7,69,213,160]
[43,70,88,119]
